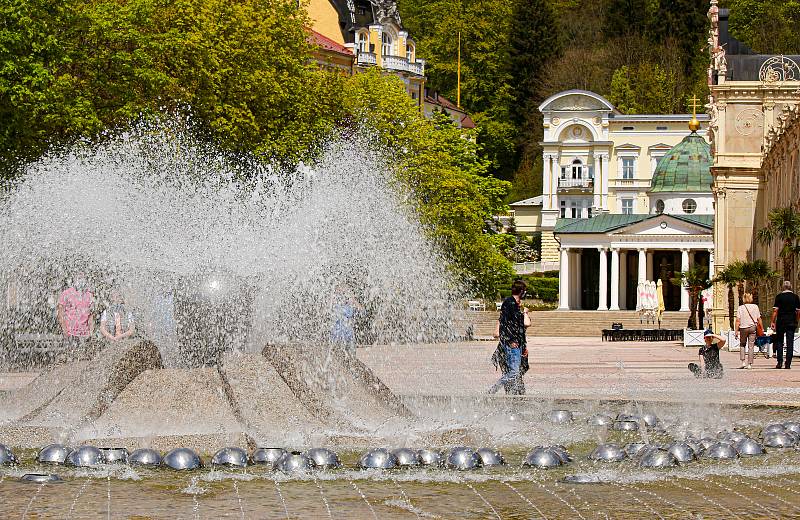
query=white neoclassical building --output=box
[532,90,710,262]
[554,120,715,311]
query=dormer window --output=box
[406,43,414,62]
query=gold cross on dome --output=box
[688,95,701,116]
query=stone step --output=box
[466,310,692,338]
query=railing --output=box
[356,52,377,66]
[610,178,649,189]
[513,261,560,274]
[358,54,425,75]
[558,178,593,189]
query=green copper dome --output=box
[649,132,712,193]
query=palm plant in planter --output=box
[713,262,744,329]
[742,259,779,305]
[672,266,712,330]
[756,206,800,281]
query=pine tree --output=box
[508,0,562,125]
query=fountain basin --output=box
[666,442,695,463]
[586,413,614,427]
[613,420,639,431]
[763,432,796,448]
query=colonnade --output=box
[557,246,714,311]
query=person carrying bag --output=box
[735,293,762,369]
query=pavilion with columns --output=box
[554,116,715,312]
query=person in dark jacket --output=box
[770,280,800,369]
[489,280,530,394]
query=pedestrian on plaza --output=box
[770,280,800,369]
[735,292,762,369]
[489,279,530,395]
[688,330,726,379]
[100,288,136,342]
[57,271,94,352]
[330,285,362,357]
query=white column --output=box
[551,156,559,210]
[572,250,582,310]
[637,248,647,285]
[680,248,690,312]
[708,248,715,277]
[610,248,620,310]
[598,247,608,310]
[542,154,552,211]
[646,251,654,282]
[599,154,609,211]
[559,247,570,310]
[619,251,628,310]
[592,155,601,210]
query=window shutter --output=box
[588,166,594,179]
[561,166,567,178]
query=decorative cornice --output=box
[763,103,800,157]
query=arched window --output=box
[682,198,697,214]
[655,199,665,214]
[357,32,369,53]
[571,159,583,179]
[382,33,393,56]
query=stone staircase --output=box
[466,310,691,338]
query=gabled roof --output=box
[307,29,353,56]
[510,195,543,207]
[554,213,713,234]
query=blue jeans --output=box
[498,344,522,392]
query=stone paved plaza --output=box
[359,338,800,406]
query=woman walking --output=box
[735,292,762,369]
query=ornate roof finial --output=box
[688,95,701,132]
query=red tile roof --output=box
[307,29,353,56]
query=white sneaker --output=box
[747,364,753,369]
[739,362,747,369]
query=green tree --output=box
[756,206,800,281]
[339,70,513,295]
[741,259,779,306]
[0,0,329,168]
[603,0,658,39]
[398,0,518,179]
[728,0,800,54]
[509,0,562,123]
[609,63,675,114]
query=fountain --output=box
[2,123,800,517]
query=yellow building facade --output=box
[306,0,426,105]
[531,90,708,264]
[706,1,800,330]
